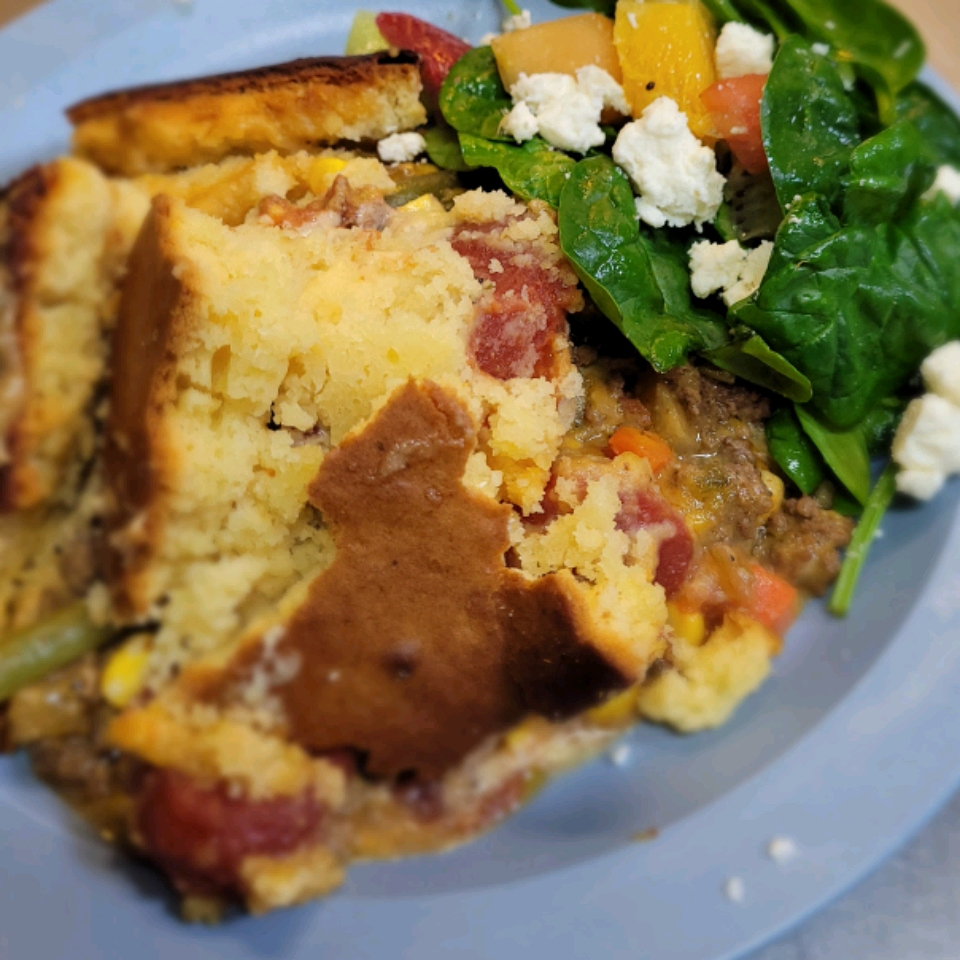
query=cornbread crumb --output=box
[241,846,345,914]
[637,614,780,732]
[767,836,800,865]
[724,876,746,904]
[516,460,668,675]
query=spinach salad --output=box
[373,0,960,615]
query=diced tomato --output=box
[746,563,799,634]
[376,13,471,97]
[136,768,326,899]
[617,490,694,597]
[452,226,581,380]
[608,427,674,474]
[701,74,768,175]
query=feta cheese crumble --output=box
[893,344,960,501]
[767,836,800,865]
[501,101,539,142]
[715,22,776,79]
[577,64,632,117]
[923,165,960,204]
[613,98,725,230]
[481,7,532,44]
[724,876,746,903]
[608,742,632,767]
[377,132,427,164]
[921,341,960,406]
[689,240,772,305]
[503,8,532,32]
[503,67,629,154]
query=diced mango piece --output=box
[492,13,622,91]
[615,0,719,141]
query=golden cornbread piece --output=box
[104,183,600,689]
[68,54,428,176]
[0,158,114,512]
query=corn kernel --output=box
[503,716,549,752]
[668,602,706,646]
[400,193,444,214]
[586,687,639,727]
[760,469,785,515]
[101,637,150,709]
[307,157,348,195]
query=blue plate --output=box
[2,3,960,957]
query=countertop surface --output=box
[0,1,958,958]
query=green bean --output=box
[828,464,898,617]
[0,601,113,703]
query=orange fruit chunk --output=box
[614,0,719,142]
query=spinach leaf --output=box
[831,490,864,518]
[828,463,898,616]
[706,332,813,402]
[700,0,745,24]
[765,192,838,273]
[795,404,871,504]
[714,204,740,243]
[841,120,933,225]
[459,134,576,208]
[775,0,924,121]
[895,82,960,167]
[762,36,861,209]
[734,193,960,428]
[547,0,616,15]
[439,46,512,142]
[739,0,797,40]
[861,397,906,455]
[559,156,728,371]
[766,407,825,494]
[423,124,472,172]
[722,165,783,242]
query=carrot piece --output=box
[609,426,674,473]
[747,564,799,633]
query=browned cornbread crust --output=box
[197,379,631,781]
[102,195,182,616]
[68,53,429,176]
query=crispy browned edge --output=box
[67,52,420,122]
[0,163,57,512]
[103,195,184,617]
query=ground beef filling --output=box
[653,366,854,597]
[257,174,393,231]
[557,360,853,622]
